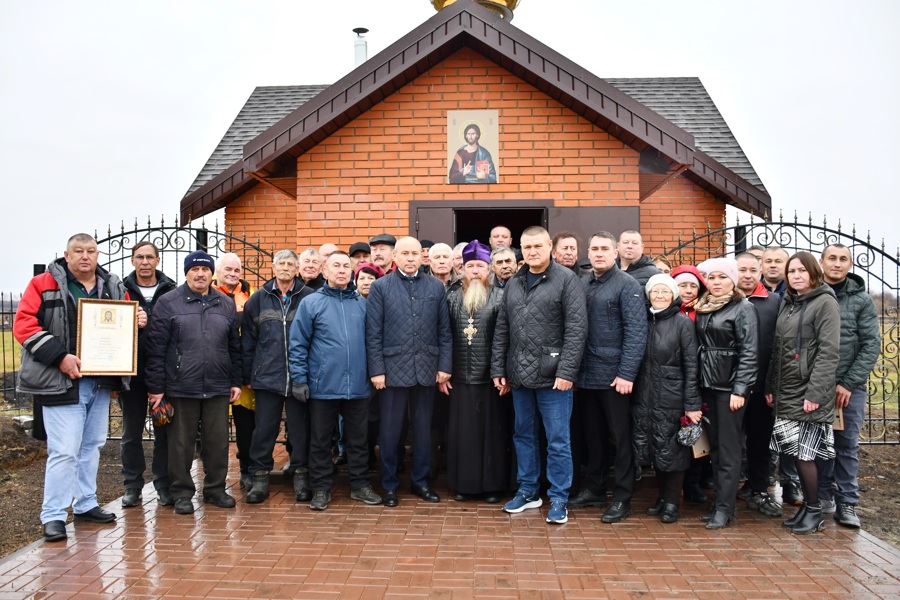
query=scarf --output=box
[694,290,735,314]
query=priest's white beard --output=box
[462,275,489,315]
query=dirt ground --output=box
[0,414,898,559]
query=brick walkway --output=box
[1,448,899,599]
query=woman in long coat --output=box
[633,274,702,523]
[766,251,841,534]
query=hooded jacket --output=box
[290,284,371,400]
[242,277,315,396]
[632,303,702,472]
[123,270,177,379]
[766,284,841,423]
[15,258,129,404]
[832,273,880,391]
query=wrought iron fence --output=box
[662,212,900,444]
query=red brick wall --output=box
[641,175,725,257]
[225,48,724,253]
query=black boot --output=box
[294,470,312,502]
[246,472,270,504]
[792,503,825,534]
[782,503,807,528]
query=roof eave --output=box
[688,150,771,219]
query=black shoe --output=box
[747,492,783,517]
[383,490,399,507]
[293,471,312,502]
[309,490,331,511]
[239,473,253,491]
[700,477,715,490]
[42,520,67,542]
[246,472,270,504]
[451,492,472,501]
[792,503,825,534]
[569,488,607,508]
[74,506,116,523]
[174,498,194,514]
[737,482,753,501]
[410,485,440,503]
[705,510,733,530]
[699,510,714,523]
[601,501,631,523]
[781,481,804,506]
[203,491,236,508]
[647,498,665,516]
[334,451,348,466]
[122,489,142,508]
[157,489,174,506]
[483,492,504,504]
[683,487,708,504]
[660,503,680,524]
[782,503,807,528]
[834,503,861,529]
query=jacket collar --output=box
[262,276,306,297]
[589,263,620,284]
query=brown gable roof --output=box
[180,0,770,222]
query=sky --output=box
[1,0,899,292]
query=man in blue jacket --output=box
[573,231,647,523]
[290,251,382,510]
[366,237,452,507]
[242,250,315,504]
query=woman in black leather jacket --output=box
[633,274,702,524]
[694,257,759,529]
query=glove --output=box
[292,383,309,402]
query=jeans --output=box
[41,377,110,523]
[249,390,309,474]
[818,386,866,504]
[380,385,434,491]
[511,386,573,503]
[168,396,230,499]
[119,378,169,493]
[309,398,370,491]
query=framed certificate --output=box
[76,299,139,376]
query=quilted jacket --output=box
[365,270,452,387]
[491,261,587,388]
[447,283,504,384]
[619,254,661,288]
[632,303,701,472]
[766,284,841,423]
[576,265,647,389]
[242,277,315,396]
[833,273,880,391]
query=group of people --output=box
[15,226,878,542]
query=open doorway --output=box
[454,208,546,247]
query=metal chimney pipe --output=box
[353,28,369,67]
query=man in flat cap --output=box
[369,233,397,274]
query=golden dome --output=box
[432,0,520,20]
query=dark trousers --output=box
[704,389,745,515]
[580,388,635,502]
[232,403,256,475]
[309,398,370,491]
[380,385,434,491]
[119,378,169,493]
[168,396,229,499]
[656,469,685,506]
[743,389,774,493]
[248,389,310,474]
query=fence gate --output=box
[661,213,900,444]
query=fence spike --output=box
[792,210,798,224]
[852,223,857,238]
[735,212,741,226]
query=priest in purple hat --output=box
[440,240,513,503]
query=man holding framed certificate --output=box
[15,233,145,542]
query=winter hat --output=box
[184,250,215,274]
[674,272,700,287]
[645,273,680,299]
[354,262,385,280]
[698,257,739,286]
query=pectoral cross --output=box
[463,318,478,345]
